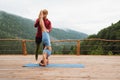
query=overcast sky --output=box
[0,0,120,35]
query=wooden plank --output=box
[0,55,120,80]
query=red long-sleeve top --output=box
[34,18,52,38]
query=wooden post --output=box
[22,40,27,55]
[76,40,80,55]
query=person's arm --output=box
[47,21,52,32]
[43,54,47,66]
[40,54,47,66]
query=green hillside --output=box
[97,21,120,40]
[0,11,35,39]
[81,21,120,55]
[88,21,120,40]
[0,11,88,40]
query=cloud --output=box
[0,0,120,34]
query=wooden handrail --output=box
[0,38,120,42]
[81,38,120,42]
[0,38,120,55]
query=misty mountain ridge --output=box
[0,11,88,40]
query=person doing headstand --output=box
[39,10,52,66]
[34,9,52,61]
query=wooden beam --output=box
[22,40,27,55]
[76,40,80,55]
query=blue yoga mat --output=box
[23,63,85,68]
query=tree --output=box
[90,45,104,55]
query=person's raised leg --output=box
[39,10,47,32]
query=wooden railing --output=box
[0,39,120,55]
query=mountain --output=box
[50,28,88,40]
[0,11,35,39]
[88,21,120,40]
[97,21,120,40]
[0,11,88,40]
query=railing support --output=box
[22,40,27,55]
[76,40,80,55]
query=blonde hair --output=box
[43,9,48,15]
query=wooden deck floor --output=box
[0,55,120,80]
